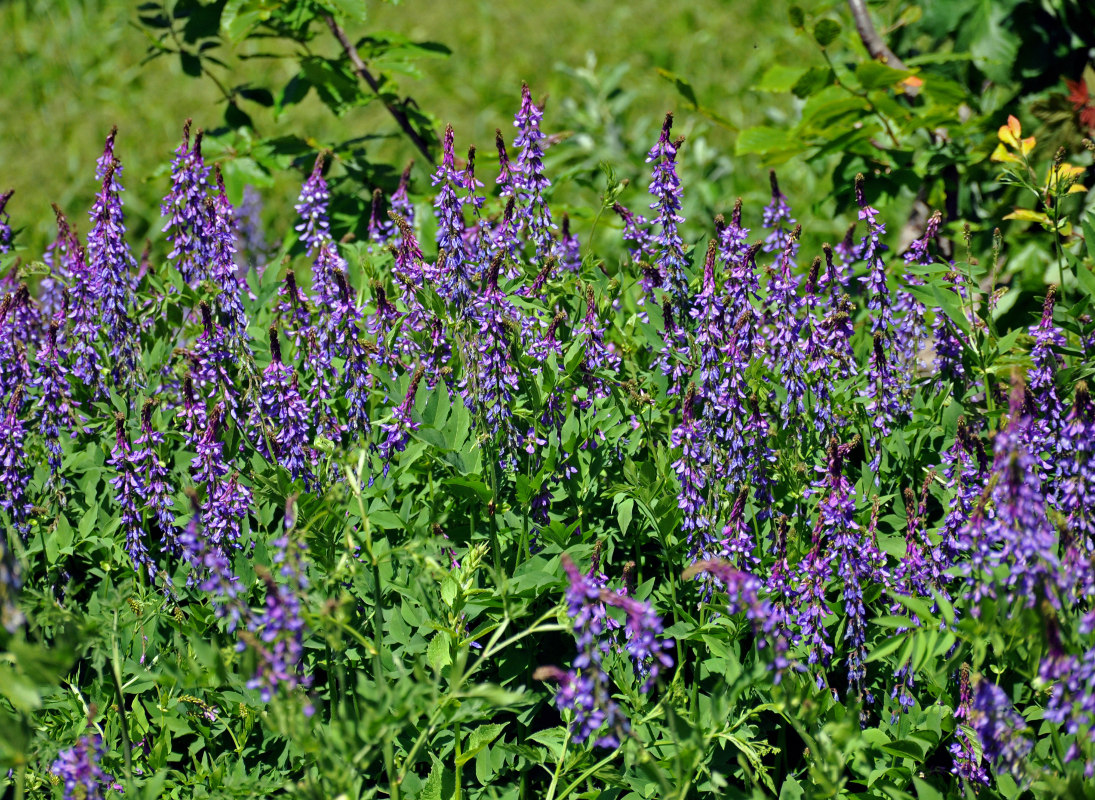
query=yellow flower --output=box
[995,114,1035,158]
[1045,163,1087,195]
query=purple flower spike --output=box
[761,170,798,262]
[646,113,689,311]
[684,559,790,680]
[971,680,1032,779]
[52,734,116,800]
[0,189,13,254]
[295,153,332,255]
[34,323,75,487]
[161,121,211,286]
[949,664,990,786]
[108,413,156,581]
[378,365,424,475]
[0,387,33,538]
[88,129,140,383]
[208,167,250,341]
[259,327,316,490]
[512,83,555,259]
[245,500,311,702]
[432,126,474,308]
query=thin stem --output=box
[324,14,435,161]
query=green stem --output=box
[110,612,133,784]
[543,729,571,800]
[453,722,463,800]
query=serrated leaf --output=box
[456,723,504,766]
[427,633,451,672]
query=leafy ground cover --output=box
[3,2,1095,800]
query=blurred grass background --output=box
[0,0,828,256]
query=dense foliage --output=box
[3,4,1095,798]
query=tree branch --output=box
[847,0,907,70]
[324,14,436,162]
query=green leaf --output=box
[617,497,634,537]
[813,18,842,47]
[791,67,834,99]
[911,776,944,800]
[419,758,444,800]
[788,6,805,28]
[443,477,492,503]
[457,723,504,766]
[426,633,451,672]
[855,61,913,90]
[735,126,800,156]
[300,56,370,116]
[756,65,808,93]
[655,68,697,107]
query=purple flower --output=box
[949,664,990,786]
[295,153,333,255]
[179,490,243,629]
[971,680,1032,778]
[646,113,689,311]
[671,385,713,557]
[432,126,474,308]
[259,327,316,490]
[234,184,273,276]
[34,323,74,486]
[761,170,798,261]
[87,128,139,383]
[575,284,620,407]
[512,84,555,259]
[960,381,1061,614]
[559,213,581,273]
[245,504,311,702]
[52,734,116,800]
[208,167,250,341]
[0,386,33,538]
[1060,382,1095,550]
[134,400,180,558]
[0,189,12,254]
[684,558,790,680]
[161,121,211,286]
[108,413,156,581]
[377,365,424,475]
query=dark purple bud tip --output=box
[199,301,214,336]
[768,169,781,198]
[113,412,127,448]
[485,253,503,289]
[806,256,821,293]
[661,112,674,140]
[854,173,866,207]
[732,197,743,225]
[333,268,350,304]
[269,326,282,364]
[193,129,204,159]
[561,212,571,238]
[182,118,192,145]
[0,190,14,215]
[465,145,476,170]
[371,187,382,205]
[140,398,157,432]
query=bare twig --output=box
[847,0,907,70]
[323,14,435,161]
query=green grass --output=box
[0,0,834,257]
